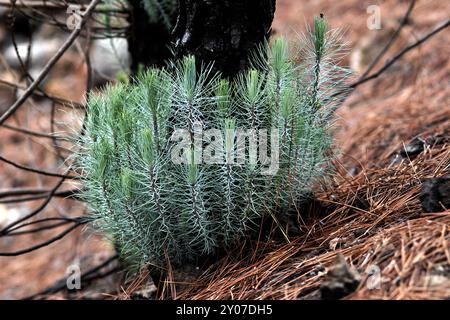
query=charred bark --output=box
[173,0,276,77]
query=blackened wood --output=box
[174,0,276,77]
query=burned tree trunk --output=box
[128,0,276,76]
[174,0,276,77]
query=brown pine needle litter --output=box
[172,145,449,300]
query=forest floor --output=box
[0,0,449,299]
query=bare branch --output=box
[0,188,80,202]
[3,216,89,236]
[0,0,102,125]
[0,174,67,234]
[1,123,65,140]
[0,79,85,109]
[0,221,87,256]
[0,155,78,179]
[22,254,120,300]
[359,0,416,80]
[351,18,450,89]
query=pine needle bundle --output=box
[75,17,350,270]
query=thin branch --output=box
[359,0,416,80]
[1,123,65,140]
[0,193,81,204]
[0,220,86,256]
[0,187,54,198]
[0,155,78,179]
[0,173,67,234]
[23,254,120,300]
[0,78,85,109]
[0,0,128,14]
[0,0,101,125]
[333,17,450,102]
[3,216,89,236]
[351,18,450,89]
[0,188,77,198]
[0,188,80,201]
[4,221,78,236]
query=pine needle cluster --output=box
[75,17,350,270]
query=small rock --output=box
[320,253,361,300]
[399,137,427,159]
[420,176,450,213]
[131,280,158,300]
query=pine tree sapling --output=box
[75,18,350,271]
